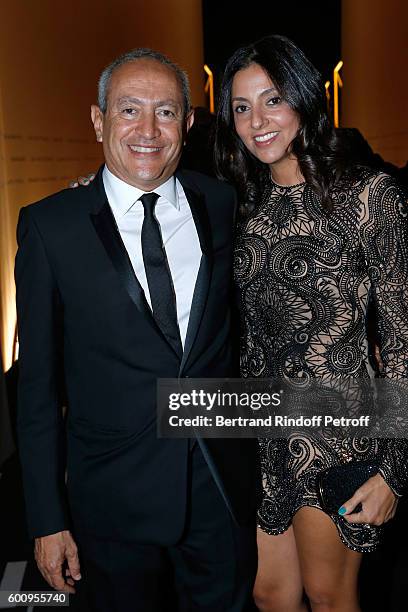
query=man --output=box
[15,49,258,611]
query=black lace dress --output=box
[234,169,408,552]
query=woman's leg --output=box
[253,526,307,612]
[292,507,362,612]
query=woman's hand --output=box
[339,473,398,526]
[68,172,96,188]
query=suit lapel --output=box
[89,168,182,358]
[91,200,151,316]
[177,173,214,372]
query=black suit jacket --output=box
[15,168,258,544]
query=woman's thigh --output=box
[292,506,362,610]
[254,526,306,611]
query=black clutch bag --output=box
[316,460,378,515]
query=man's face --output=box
[91,59,193,190]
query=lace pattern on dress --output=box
[235,171,408,552]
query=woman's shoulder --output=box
[335,166,406,198]
[344,167,408,224]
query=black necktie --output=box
[140,192,182,356]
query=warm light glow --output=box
[1,290,17,371]
[325,81,331,114]
[0,83,16,371]
[203,64,214,114]
[333,60,344,128]
[0,201,17,370]
[0,179,17,370]
[13,328,19,362]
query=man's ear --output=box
[185,108,195,134]
[91,105,104,142]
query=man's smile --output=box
[128,144,162,153]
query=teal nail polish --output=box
[338,506,347,515]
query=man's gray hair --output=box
[98,48,191,115]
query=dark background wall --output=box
[202,0,342,86]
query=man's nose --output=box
[136,112,160,139]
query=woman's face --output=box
[231,62,300,172]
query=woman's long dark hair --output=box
[214,35,347,214]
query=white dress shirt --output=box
[103,166,202,346]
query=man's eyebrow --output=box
[155,99,181,108]
[117,96,181,108]
[117,96,143,105]
[231,87,279,102]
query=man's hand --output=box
[340,473,398,526]
[68,172,96,188]
[34,530,81,593]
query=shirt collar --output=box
[103,165,179,216]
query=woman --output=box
[214,35,408,611]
